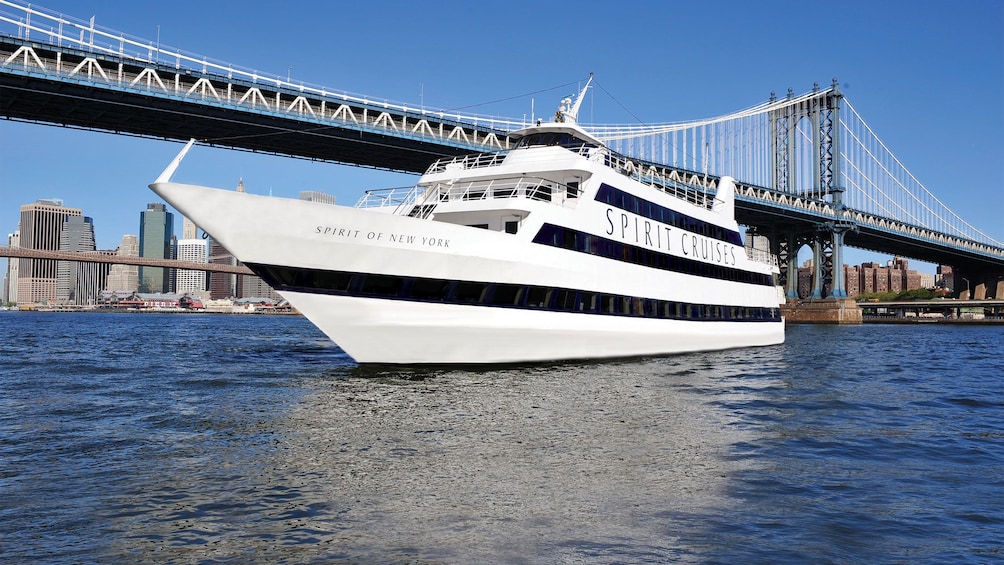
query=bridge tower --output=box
[768,79,856,301]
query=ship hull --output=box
[282,291,782,364]
[150,180,783,364]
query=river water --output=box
[1,312,1001,564]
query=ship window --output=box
[494,185,517,198]
[530,185,552,202]
[516,132,596,150]
[256,266,781,324]
[644,299,658,317]
[555,289,577,310]
[454,281,489,303]
[314,270,352,292]
[616,296,628,314]
[247,263,784,324]
[410,278,451,301]
[594,183,745,246]
[566,181,579,199]
[631,297,643,315]
[359,274,403,297]
[563,229,576,249]
[261,266,293,287]
[526,286,552,308]
[490,284,523,305]
[505,221,519,234]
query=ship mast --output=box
[557,73,593,124]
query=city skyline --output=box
[2,0,1002,276]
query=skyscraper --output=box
[3,230,19,304]
[174,215,206,294]
[182,216,198,240]
[105,235,140,292]
[138,203,174,293]
[175,237,207,294]
[17,199,82,305]
[239,272,281,302]
[56,215,106,305]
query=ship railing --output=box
[602,152,714,209]
[424,176,581,207]
[354,186,422,209]
[424,145,714,210]
[745,246,780,269]
[425,152,509,174]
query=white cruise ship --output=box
[150,80,784,364]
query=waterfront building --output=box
[175,216,208,295]
[138,203,174,293]
[866,262,890,293]
[204,297,235,313]
[919,272,935,289]
[56,215,108,305]
[897,259,922,290]
[794,258,928,299]
[175,237,208,294]
[135,292,183,309]
[797,260,813,298]
[936,265,954,291]
[3,230,19,304]
[888,266,904,293]
[105,235,139,292]
[843,265,861,297]
[17,199,82,305]
[239,272,281,302]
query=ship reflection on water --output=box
[99,349,781,562]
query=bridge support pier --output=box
[810,221,856,299]
[772,231,801,299]
[765,222,862,324]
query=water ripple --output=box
[1,313,1001,563]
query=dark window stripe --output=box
[532,223,775,287]
[596,183,744,246]
[248,263,782,323]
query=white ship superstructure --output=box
[150,78,784,364]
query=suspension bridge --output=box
[1,0,1002,312]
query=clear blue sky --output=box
[2,0,1002,276]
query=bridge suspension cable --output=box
[577,86,1002,248]
[839,100,1002,247]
